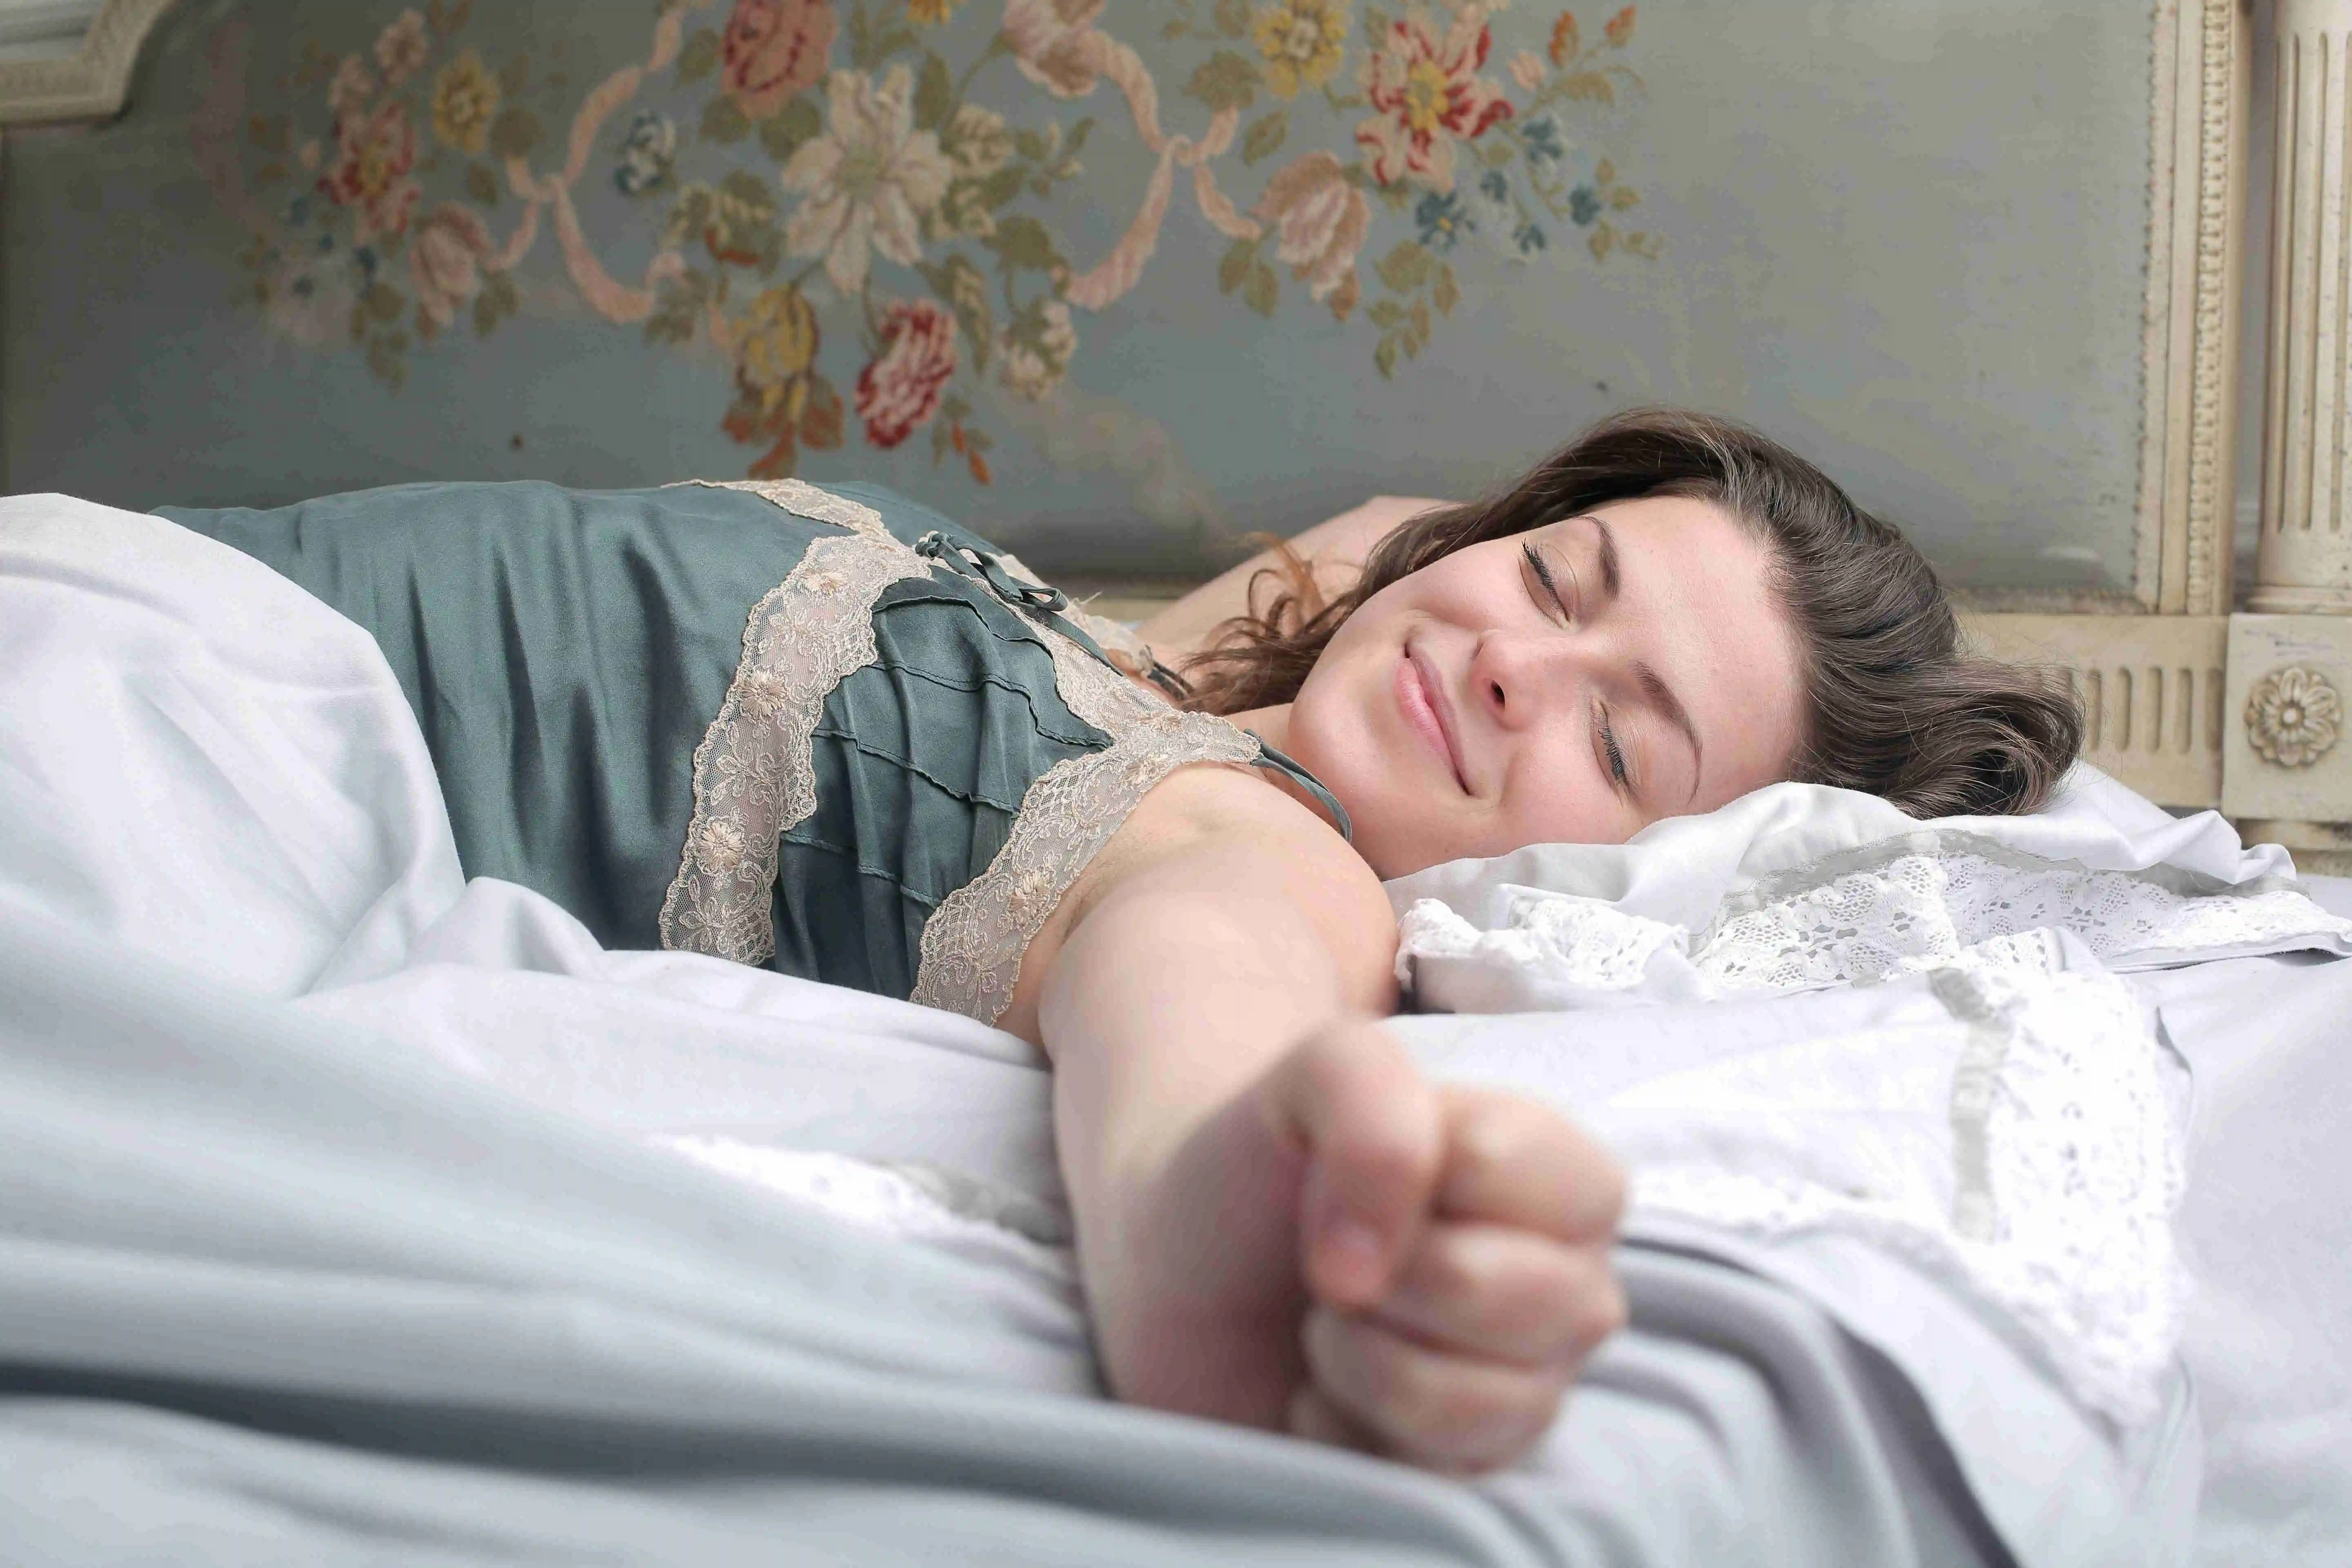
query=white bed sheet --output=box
[5,491,2348,1565]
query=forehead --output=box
[1572,494,1806,796]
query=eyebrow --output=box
[1585,515,1702,805]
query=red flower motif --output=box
[721,0,836,120]
[854,298,957,448]
[318,99,420,243]
[1356,7,1512,191]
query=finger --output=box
[1261,1022,1445,1310]
[1301,1303,1570,1474]
[1374,1222,1629,1366]
[1434,1088,1629,1242]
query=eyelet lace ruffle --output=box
[1620,964,2184,1425]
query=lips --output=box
[1397,641,1468,793]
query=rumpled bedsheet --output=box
[5,490,2330,1566]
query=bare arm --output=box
[1003,768,1628,1463]
[1018,766,1399,1423]
[1136,495,1452,670]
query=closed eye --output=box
[1597,704,1631,791]
[1522,540,1570,621]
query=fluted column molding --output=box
[2258,0,2352,612]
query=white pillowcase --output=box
[1387,767,2352,1013]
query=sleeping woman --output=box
[158,407,2082,1475]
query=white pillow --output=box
[1387,766,2350,1013]
[1384,764,2292,932]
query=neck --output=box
[1226,703,1291,754]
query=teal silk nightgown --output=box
[156,477,1345,1025]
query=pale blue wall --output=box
[3,0,2157,586]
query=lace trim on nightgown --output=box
[657,479,931,967]
[659,479,1272,1025]
[910,597,1263,1025]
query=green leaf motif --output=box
[761,96,823,163]
[1242,109,1288,165]
[986,214,1064,275]
[1374,239,1434,293]
[1432,263,1459,317]
[465,162,500,205]
[1065,117,1095,156]
[925,254,995,373]
[977,165,1026,211]
[914,51,953,132]
[1185,51,1261,115]
[1218,236,1258,295]
[677,27,720,82]
[1213,0,1250,39]
[1243,259,1278,317]
[488,105,543,160]
[701,96,751,144]
[1374,333,1400,379]
[1366,298,1405,329]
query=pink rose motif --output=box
[1356,7,1512,191]
[408,203,497,328]
[1252,151,1369,302]
[1002,0,1105,99]
[854,298,958,448]
[722,0,837,120]
[318,99,421,243]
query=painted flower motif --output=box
[1568,183,1601,225]
[1356,4,1512,191]
[1414,188,1472,250]
[1519,110,1566,167]
[327,54,375,120]
[909,0,964,20]
[1508,48,1546,91]
[782,65,953,294]
[734,284,820,391]
[929,181,998,241]
[408,202,496,328]
[855,298,958,448]
[942,102,1011,180]
[2247,666,2342,768]
[431,49,501,156]
[1252,150,1370,302]
[374,9,430,90]
[721,0,837,121]
[1004,0,1105,99]
[614,109,678,195]
[1253,0,1351,100]
[1513,218,1548,254]
[998,297,1076,401]
[319,99,421,244]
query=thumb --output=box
[1261,1022,1444,1310]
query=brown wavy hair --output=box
[1178,408,2084,818]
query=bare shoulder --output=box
[996,762,1396,1040]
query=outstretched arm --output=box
[1007,766,1626,1468]
[1136,495,1452,670]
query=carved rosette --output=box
[2245,665,2342,767]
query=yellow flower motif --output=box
[430,49,501,156]
[735,285,820,392]
[908,0,964,21]
[1254,0,1350,100]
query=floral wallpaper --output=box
[213,0,1658,482]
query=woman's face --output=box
[1281,494,1808,878]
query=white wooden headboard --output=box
[6,0,2349,868]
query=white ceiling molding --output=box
[0,0,174,124]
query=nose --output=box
[1468,627,1577,731]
